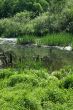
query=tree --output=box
[0,0,15,17]
[33,3,43,15]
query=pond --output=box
[0,40,73,71]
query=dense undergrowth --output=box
[0,0,73,38]
[0,67,73,110]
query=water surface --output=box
[0,42,73,70]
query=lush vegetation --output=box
[0,0,73,110]
[0,0,73,38]
[17,33,73,46]
[0,67,73,110]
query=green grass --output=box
[0,67,73,110]
[39,33,73,46]
[17,33,73,47]
[17,35,35,45]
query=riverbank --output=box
[17,33,73,47]
[0,33,73,47]
[0,33,73,51]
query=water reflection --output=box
[0,43,73,71]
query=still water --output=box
[0,43,73,70]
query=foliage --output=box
[0,0,73,37]
[0,68,14,79]
[0,67,73,110]
[0,0,49,18]
[16,33,73,48]
[13,11,32,23]
[37,33,73,46]
[0,1,73,109]
[61,74,73,89]
[0,18,22,37]
[17,35,35,45]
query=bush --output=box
[62,1,73,33]
[33,13,49,35]
[7,74,24,86]
[0,19,23,37]
[0,68,14,79]
[62,74,73,89]
[52,71,65,79]
[0,10,73,37]
[0,68,73,110]
[0,0,73,36]
[8,74,39,87]
[19,97,38,110]
[0,11,35,37]
[51,67,73,79]
[13,11,32,23]
[41,88,66,105]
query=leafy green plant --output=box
[42,89,66,104]
[0,68,14,79]
[0,67,73,110]
[62,74,73,89]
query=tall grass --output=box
[17,33,73,46]
[17,35,35,45]
[39,33,73,46]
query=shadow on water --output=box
[0,43,73,71]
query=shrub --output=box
[19,97,38,110]
[33,3,43,14]
[62,1,73,33]
[8,75,24,86]
[0,68,73,110]
[41,88,67,106]
[0,69,14,79]
[0,19,23,37]
[33,13,49,35]
[8,74,39,87]
[51,66,73,79]
[41,89,66,105]
[61,74,73,89]
[13,11,32,23]
[52,71,65,79]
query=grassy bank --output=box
[17,33,73,47]
[0,67,73,110]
